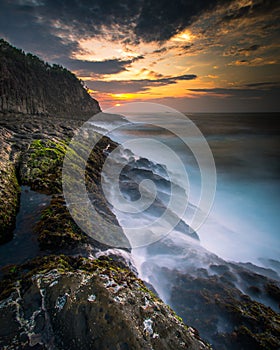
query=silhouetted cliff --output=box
[0,39,100,118]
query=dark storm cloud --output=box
[40,0,143,39]
[0,0,78,61]
[0,0,234,56]
[223,0,280,21]
[63,56,144,75]
[87,74,197,93]
[40,0,233,43]
[133,0,232,43]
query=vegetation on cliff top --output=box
[0,39,100,117]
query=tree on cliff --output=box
[0,39,100,118]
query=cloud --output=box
[188,83,280,100]
[228,57,277,66]
[152,47,169,54]
[184,0,280,60]
[137,68,164,79]
[63,55,144,75]
[0,0,81,61]
[133,0,231,43]
[223,44,261,57]
[0,0,232,50]
[87,74,197,93]
[0,0,278,73]
[239,44,260,53]
[245,82,280,89]
[223,0,279,21]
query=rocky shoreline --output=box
[0,113,280,350]
[0,114,212,349]
[0,254,212,350]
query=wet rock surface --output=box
[0,114,212,349]
[0,114,279,350]
[169,271,280,350]
[0,255,211,350]
[35,195,87,251]
[0,127,21,243]
[0,114,121,251]
[138,234,280,349]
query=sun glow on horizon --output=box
[112,93,136,99]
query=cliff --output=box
[0,39,100,118]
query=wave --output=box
[101,144,200,244]
[86,111,280,349]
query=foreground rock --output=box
[0,114,122,250]
[170,271,280,350]
[0,255,211,350]
[0,127,20,243]
[140,237,280,350]
[0,114,212,348]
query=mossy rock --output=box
[0,256,211,350]
[0,161,20,244]
[20,138,68,194]
[169,273,280,350]
[35,196,87,250]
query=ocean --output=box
[88,106,280,347]
[0,106,278,349]
[92,108,280,268]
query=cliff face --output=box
[0,39,100,118]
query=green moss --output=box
[9,265,17,274]
[174,314,184,323]
[0,255,135,299]
[35,196,87,250]
[20,138,69,194]
[0,161,20,244]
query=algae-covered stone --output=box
[0,128,20,244]
[0,256,211,350]
[168,271,280,350]
[35,195,87,250]
[20,138,69,194]
[0,115,127,251]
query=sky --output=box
[0,0,279,112]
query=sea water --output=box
[67,109,280,347]
[99,112,280,270]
